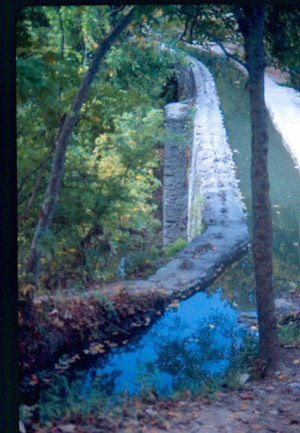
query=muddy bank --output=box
[19,285,169,399]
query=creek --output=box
[41,53,300,402]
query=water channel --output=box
[42,53,300,403]
[198,51,300,309]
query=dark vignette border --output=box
[2,1,299,433]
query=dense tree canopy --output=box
[17,6,183,291]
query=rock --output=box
[178,259,193,270]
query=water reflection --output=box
[82,289,246,395]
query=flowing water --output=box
[44,54,300,400]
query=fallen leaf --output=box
[238,373,250,385]
[166,411,180,418]
[89,343,106,354]
[239,392,253,400]
[49,308,59,316]
[23,284,35,296]
[108,342,118,348]
[63,311,72,320]
[53,318,65,328]
[277,373,288,379]
[90,342,105,349]
[57,424,76,433]
[144,317,151,326]
[239,404,250,411]
[29,374,39,385]
[68,354,80,363]
[292,359,300,365]
[208,324,215,329]
[169,302,180,308]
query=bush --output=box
[164,238,187,258]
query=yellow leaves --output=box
[84,343,106,355]
[277,373,288,380]
[68,354,80,364]
[108,343,118,348]
[154,8,163,18]
[40,257,47,265]
[91,116,101,123]
[53,319,65,328]
[250,325,258,331]
[239,404,250,411]
[49,309,65,328]
[239,392,253,400]
[166,411,180,418]
[22,284,35,296]
[169,302,180,309]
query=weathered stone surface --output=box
[163,102,189,246]
[177,63,196,100]
[163,62,196,247]
[131,56,249,301]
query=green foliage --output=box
[17,6,184,290]
[20,373,111,426]
[278,322,300,345]
[164,238,188,258]
[265,7,300,90]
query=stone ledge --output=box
[129,56,249,301]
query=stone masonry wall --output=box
[163,64,196,246]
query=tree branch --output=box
[25,6,139,289]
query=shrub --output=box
[164,238,187,258]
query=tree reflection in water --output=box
[82,289,253,397]
[145,312,241,393]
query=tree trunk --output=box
[25,6,137,298]
[234,5,280,372]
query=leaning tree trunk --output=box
[25,6,137,301]
[234,5,280,372]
